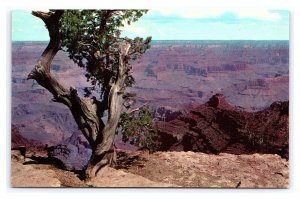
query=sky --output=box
[11,9,289,41]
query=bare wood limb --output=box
[93,43,131,160]
[28,10,104,147]
[86,43,132,178]
[127,103,149,114]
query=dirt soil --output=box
[10,150,288,188]
[121,151,288,188]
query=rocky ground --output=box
[11,150,288,188]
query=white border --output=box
[1,0,299,199]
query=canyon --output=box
[11,40,289,178]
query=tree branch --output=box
[28,10,104,147]
[127,103,149,114]
[98,10,115,36]
[94,42,131,155]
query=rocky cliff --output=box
[157,94,288,159]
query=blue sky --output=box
[12,9,289,41]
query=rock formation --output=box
[157,94,288,159]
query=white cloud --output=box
[183,10,224,18]
[150,9,282,21]
[165,8,226,18]
[121,22,146,34]
[236,10,281,21]
[149,8,225,18]
[17,28,23,32]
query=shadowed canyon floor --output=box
[11,150,288,188]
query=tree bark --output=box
[85,43,130,178]
[28,10,130,178]
[28,11,101,146]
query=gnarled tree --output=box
[28,10,151,178]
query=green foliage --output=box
[58,10,151,98]
[56,10,155,151]
[118,105,159,153]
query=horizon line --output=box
[12,39,289,42]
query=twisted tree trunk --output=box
[28,10,130,178]
[85,44,131,178]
